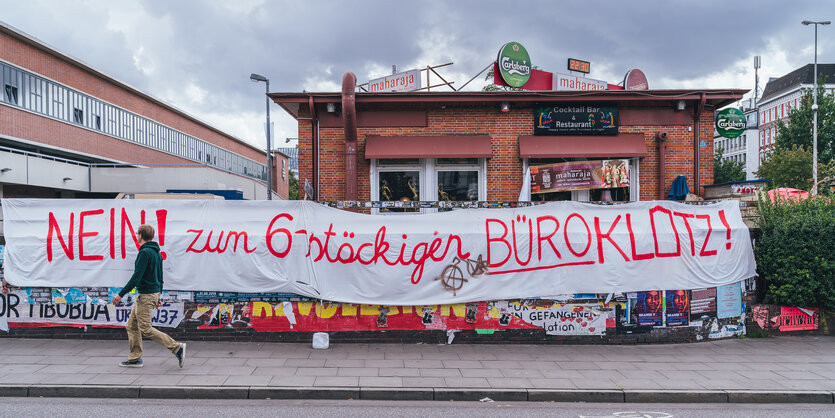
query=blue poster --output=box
[716,283,742,319]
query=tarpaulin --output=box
[1,199,756,305]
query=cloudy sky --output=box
[3,0,832,150]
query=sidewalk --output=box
[1,336,834,403]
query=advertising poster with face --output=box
[635,290,663,326]
[665,289,690,326]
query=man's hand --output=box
[112,294,122,305]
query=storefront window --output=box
[437,171,478,201]
[379,171,419,213]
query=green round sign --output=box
[497,42,531,88]
[715,107,747,139]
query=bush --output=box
[756,195,835,309]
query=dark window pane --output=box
[5,84,18,104]
[437,171,478,201]
[590,187,630,202]
[437,158,478,165]
[377,158,419,166]
[379,171,419,213]
[534,191,572,201]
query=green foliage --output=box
[756,195,835,309]
[775,80,835,166]
[755,145,814,190]
[288,170,299,200]
[713,146,745,184]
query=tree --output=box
[774,79,835,166]
[756,145,814,190]
[713,146,745,184]
[288,170,299,200]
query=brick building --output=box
[271,76,744,205]
[0,21,286,214]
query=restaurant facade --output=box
[270,76,746,206]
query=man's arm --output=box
[117,250,148,298]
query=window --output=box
[4,84,18,104]
[94,115,101,130]
[73,108,84,124]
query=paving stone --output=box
[486,377,531,388]
[294,368,338,377]
[528,378,576,389]
[419,368,461,377]
[402,377,446,387]
[324,359,365,368]
[460,368,504,378]
[336,368,379,377]
[252,367,298,376]
[404,360,445,368]
[378,368,421,377]
[222,375,273,386]
[443,377,491,388]
[358,376,403,387]
[268,376,316,387]
[284,359,326,368]
[313,376,359,387]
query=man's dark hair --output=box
[138,224,155,241]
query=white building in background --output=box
[757,64,835,162]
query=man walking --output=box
[112,224,185,368]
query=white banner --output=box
[1,199,756,305]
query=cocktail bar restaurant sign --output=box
[535,104,618,136]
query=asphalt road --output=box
[1,398,834,418]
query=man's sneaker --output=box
[119,358,143,368]
[174,343,186,368]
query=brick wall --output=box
[296,103,716,201]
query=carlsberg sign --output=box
[715,108,747,139]
[497,42,531,88]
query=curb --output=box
[2,385,833,403]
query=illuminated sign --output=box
[567,58,590,74]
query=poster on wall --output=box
[634,290,663,326]
[665,289,690,326]
[716,283,742,319]
[530,159,629,193]
[690,287,717,318]
[509,304,606,335]
[534,104,618,135]
[0,291,184,328]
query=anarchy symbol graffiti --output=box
[435,255,487,296]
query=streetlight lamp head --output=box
[802,20,813,25]
[250,73,268,83]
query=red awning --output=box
[365,135,492,159]
[518,134,648,158]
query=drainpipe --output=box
[342,72,358,201]
[694,93,706,196]
[656,131,668,200]
[309,96,318,201]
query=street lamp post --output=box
[250,73,272,200]
[802,20,831,195]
